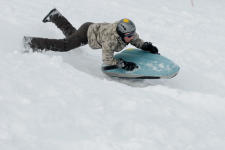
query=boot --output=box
[23,36,33,53]
[42,8,61,23]
[23,36,43,53]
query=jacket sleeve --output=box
[102,42,118,66]
[130,33,145,49]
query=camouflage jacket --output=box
[87,22,144,65]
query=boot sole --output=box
[42,8,57,23]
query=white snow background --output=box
[0,0,225,150]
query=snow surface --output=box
[1,0,225,150]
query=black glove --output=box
[117,58,138,71]
[141,42,159,54]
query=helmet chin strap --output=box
[116,28,124,42]
[116,30,129,44]
[121,37,126,43]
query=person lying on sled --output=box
[24,8,159,71]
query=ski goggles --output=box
[124,32,135,38]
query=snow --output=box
[1,0,225,150]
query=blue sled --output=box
[102,48,180,79]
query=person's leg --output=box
[43,8,76,38]
[69,22,93,45]
[24,37,68,52]
[23,22,93,52]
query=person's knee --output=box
[62,39,80,51]
[62,45,73,52]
